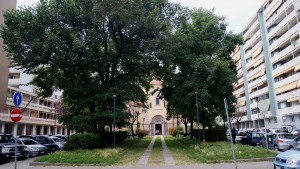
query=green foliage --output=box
[192,129,227,142]
[178,126,184,135]
[65,133,104,151]
[136,129,148,138]
[168,127,178,137]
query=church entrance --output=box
[155,124,162,135]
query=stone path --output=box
[160,136,175,165]
[136,135,156,165]
[136,135,175,166]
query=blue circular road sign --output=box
[13,92,23,107]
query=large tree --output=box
[160,8,242,140]
[0,0,182,133]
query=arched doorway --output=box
[150,115,167,135]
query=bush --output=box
[178,126,184,135]
[192,129,227,142]
[136,129,148,138]
[168,127,177,137]
[65,133,103,151]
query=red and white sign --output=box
[10,109,22,122]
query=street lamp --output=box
[113,95,116,148]
[195,91,200,146]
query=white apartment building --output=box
[231,0,300,130]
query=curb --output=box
[30,158,275,166]
[207,157,275,163]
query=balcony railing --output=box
[9,68,21,74]
[248,75,267,89]
[268,10,296,39]
[0,113,60,126]
[276,88,300,102]
[245,30,261,50]
[270,23,299,52]
[249,86,269,99]
[8,79,20,86]
[273,56,300,77]
[266,0,294,27]
[278,105,300,116]
[247,64,265,80]
[275,72,300,88]
[6,98,55,113]
[271,40,300,64]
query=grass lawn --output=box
[35,136,152,165]
[148,136,163,165]
[164,136,277,164]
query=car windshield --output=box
[252,133,264,138]
[22,139,38,145]
[36,136,54,143]
[279,134,294,139]
[0,135,15,143]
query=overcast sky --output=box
[17,0,264,33]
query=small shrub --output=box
[168,127,177,137]
[65,133,103,151]
[136,129,148,138]
[178,126,184,135]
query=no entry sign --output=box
[10,109,22,122]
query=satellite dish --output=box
[258,100,269,111]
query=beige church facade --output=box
[129,80,177,136]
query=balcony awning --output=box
[265,0,283,20]
[252,46,263,59]
[298,80,300,88]
[274,66,295,78]
[254,58,264,67]
[275,81,298,94]
[234,54,241,61]
[248,69,265,81]
[287,97,300,102]
[294,63,300,72]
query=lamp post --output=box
[113,95,116,148]
[256,77,261,129]
[195,91,200,146]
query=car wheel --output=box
[274,145,279,151]
[289,146,294,150]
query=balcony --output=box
[0,113,58,126]
[249,86,269,99]
[272,39,300,64]
[269,23,299,52]
[248,75,267,89]
[238,77,244,84]
[273,56,300,77]
[276,88,300,102]
[6,98,55,113]
[278,105,300,116]
[275,72,300,88]
[9,68,21,74]
[268,10,297,39]
[247,64,265,79]
[8,79,20,86]
[266,0,294,27]
[244,30,261,50]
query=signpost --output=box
[12,92,23,169]
[258,99,269,150]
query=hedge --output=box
[65,131,128,151]
[192,129,227,142]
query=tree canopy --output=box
[0,0,242,134]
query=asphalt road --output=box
[0,157,275,169]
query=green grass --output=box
[35,136,153,165]
[148,136,163,165]
[164,136,277,164]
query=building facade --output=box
[129,80,176,135]
[231,0,300,129]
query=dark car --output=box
[0,134,28,163]
[18,135,60,153]
[240,132,264,146]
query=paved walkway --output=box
[160,135,175,165]
[136,135,156,165]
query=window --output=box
[291,116,294,122]
[149,102,152,108]
[274,118,277,123]
[155,98,160,105]
[268,119,271,123]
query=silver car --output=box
[274,145,300,169]
[260,133,295,151]
[18,138,48,157]
[288,136,300,150]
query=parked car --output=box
[0,134,28,163]
[18,135,60,153]
[49,136,66,150]
[281,125,297,133]
[273,145,300,169]
[268,128,285,134]
[54,135,68,141]
[240,132,264,146]
[288,136,300,150]
[290,129,300,136]
[227,130,246,143]
[17,138,48,157]
[260,133,295,151]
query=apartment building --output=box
[232,0,300,130]
[0,0,67,135]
